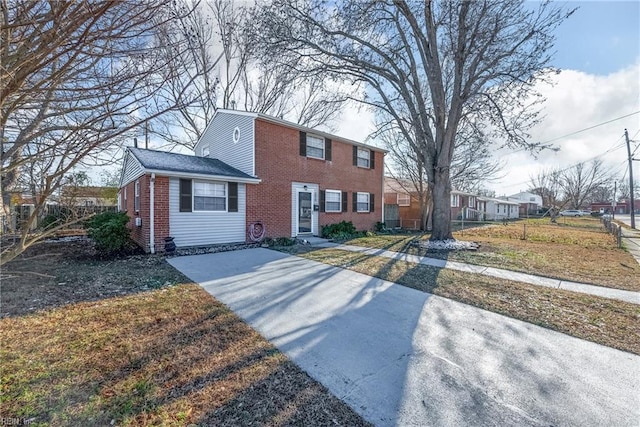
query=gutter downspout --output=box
[149,173,155,254]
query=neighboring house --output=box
[119,109,385,252]
[60,186,117,207]
[591,199,640,215]
[478,196,520,220]
[383,177,423,229]
[450,190,479,220]
[507,191,543,216]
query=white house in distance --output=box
[507,191,543,216]
[478,196,520,220]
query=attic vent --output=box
[233,127,240,144]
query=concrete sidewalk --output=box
[316,243,640,305]
[620,226,640,265]
[169,249,640,427]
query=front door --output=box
[298,191,312,233]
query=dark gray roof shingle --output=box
[129,147,255,179]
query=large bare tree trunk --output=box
[431,169,452,240]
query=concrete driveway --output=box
[169,249,640,427]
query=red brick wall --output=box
[248,119,384,237]
[120,174,170,253]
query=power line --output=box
[537,111,640,145]
[498,133,628,190]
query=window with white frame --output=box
[306,134,325,159]
[325,190,341,212]
[194,181,226,211]
[357,147,370,168]
[134,180,140,212]
[357,192,370,212]
[469,196,475,207]
[397,193,410,206]
[202,146,210,157]
[451,194,459,207]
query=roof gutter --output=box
[143,169,261,184]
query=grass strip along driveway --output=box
[347,217,640,292]
[1,241,370,427]
[297,248,640,356]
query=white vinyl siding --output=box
[357,148,370,168]
[357,192,370,212]
[325,190,341,212]
[120,151,144,187]
[199,111,255,176]
[169,177,246,247]
[193,181,226,211]
[306,134,325,159]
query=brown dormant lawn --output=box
[1,240,370,427]
[347,217,640,291]
[297,248,640,355]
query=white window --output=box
[397,193,410,206]
[202,146,210,157]
[469,196,475,207]
[529,197,536,202]
[357,192,370,212]
[306,134,324,159]
[357,148,370,168]
[451,194,459,207]
[325,190,341,212]
[134,180,140,212]
[194,181,226,211]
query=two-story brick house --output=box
[119,109,385,252]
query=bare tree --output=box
[382,117,503,230]
[256,0,572,240]
[149,0,346,149]
[0,0,196,265]
[529,167,563,208]
[616,179,640,201]
[561,160,611,209]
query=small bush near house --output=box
[40,213,62,230]
[86,211,132,254]
[264,237,296,247]
[322,221,357,239]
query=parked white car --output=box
[559,209,587,217]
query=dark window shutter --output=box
[319,190,325,212]
[342,191,348,212]
[325,138,332,161]
[370,151,375,169]
[228,182,238,212]
[370,193,375,212]
[352,192,357,212]
[299,131,307,156]
[353,146,358,166]
[179,179,192,212]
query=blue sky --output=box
[551,1,639,74]
[335,1,640,194]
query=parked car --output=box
[559,209,586,217]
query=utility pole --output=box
[625,129,635,228]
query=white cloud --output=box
[490,62,640,195]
